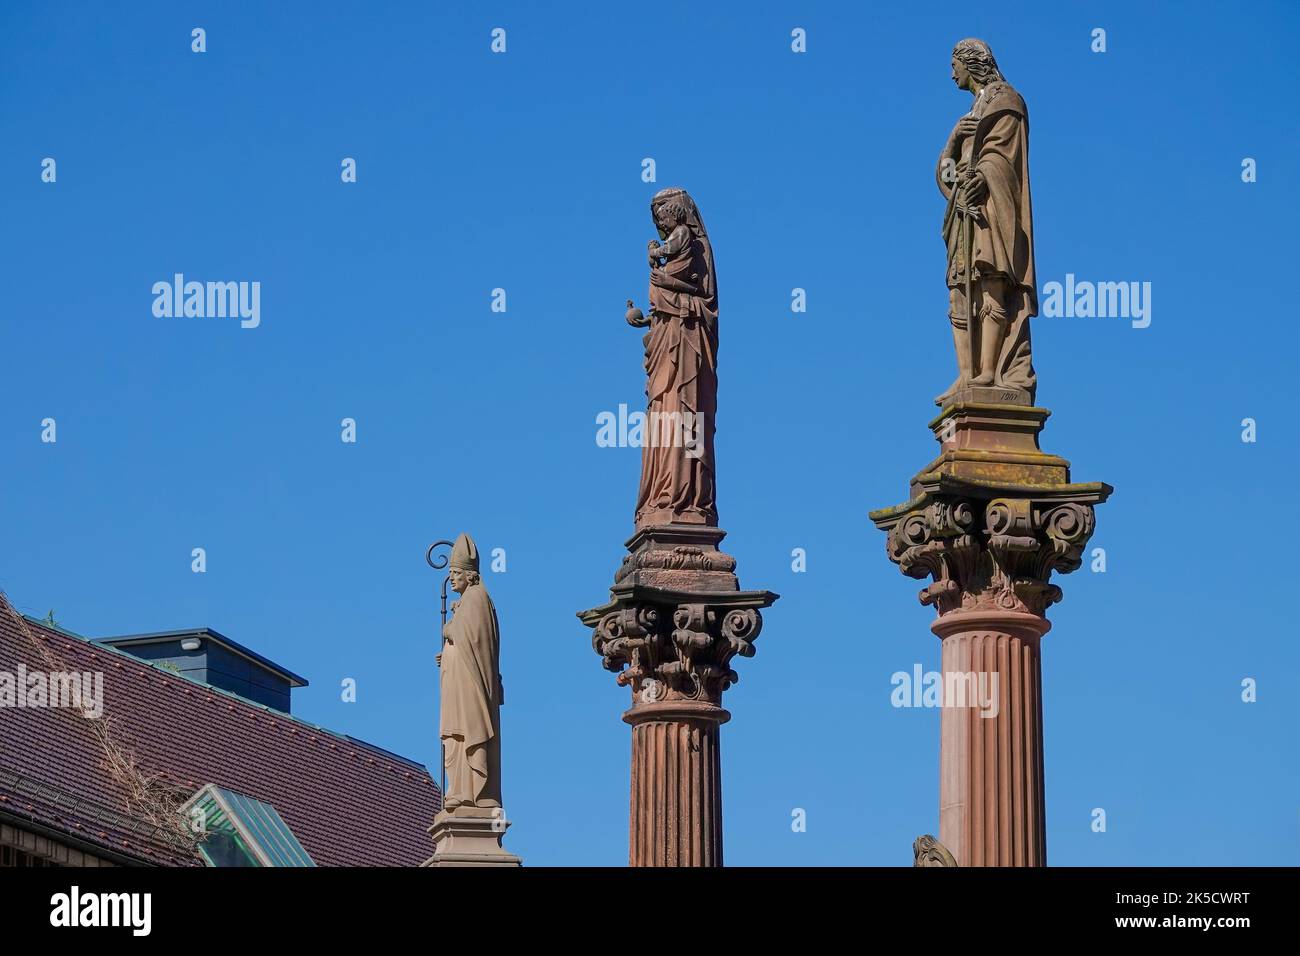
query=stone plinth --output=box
[579,523,777,867]
[914,390,1069,495]
[872,396,1110,867]
[422,806,522,868]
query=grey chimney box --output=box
[94,628,308,713]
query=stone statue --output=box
[872,42,1110,867]
[625,187,718,528]
[584,188,778,867]
[935,38,1037,406]
[436,532,503,812]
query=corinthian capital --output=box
[588,594,767,708]
[874,477,1108,618]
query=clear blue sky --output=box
[2,0,1296,866]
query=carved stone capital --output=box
[873,477,1108,618]
[581,522,777,708]
[587,593,769,708]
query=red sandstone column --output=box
[581,570,772,868]
[934,609,1049,867]
[625,700,728,867]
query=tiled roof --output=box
[0,605,440,866]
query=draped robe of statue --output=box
[440,581,502,809]
[938,79,1037,397]
[635,193,719,527]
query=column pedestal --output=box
[422,806,522,867]
[579,523,777,867]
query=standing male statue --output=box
[935,38,1037,406]
[626,187,719,528]
[436,532,503,812]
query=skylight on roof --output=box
[180,785,316,867]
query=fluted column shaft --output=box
[625,700,729,867]
[934,609,1049,867]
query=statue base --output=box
[914,394,1071,495]
[612,522,740,592]
[421,806,522,868]
[938,384,1032,408]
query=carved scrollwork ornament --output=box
[593,610,626,666]
[986,497,1033,536]
[898,511,932,550]
[635,603,660,634]
[1043,502,1092,543]
[883,494,1098,619]
[1041,503,1094,573]
[927,499,976,538]
[721,607,761,646]
[615,545,738,582]
[591,596,767,705]
[716,608,762,689]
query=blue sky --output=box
[2,0,1296,866]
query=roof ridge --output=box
[17,614,87,639]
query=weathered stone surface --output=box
[613,524,738,592]
[582,527,773,712]
[633,188,719,529]
[874,440,1109,866]
[579,528,774,866]
[581,197,776,866]
[935,38,1039,407]
[626,700,726,867]
[875,43,1111,863]
[874,477,1107,618]
[917,399,1069,492]
[874,450,1109,868]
